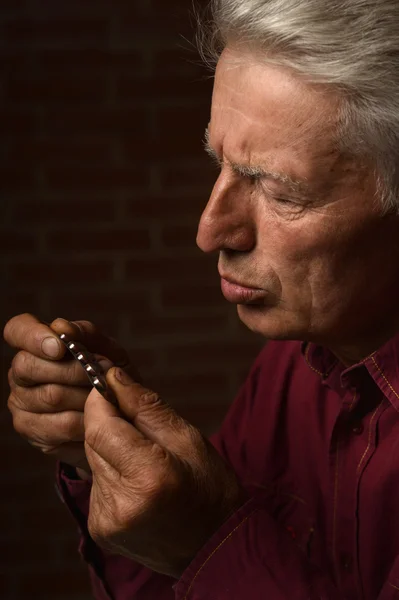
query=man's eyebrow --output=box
[203,127,311,194]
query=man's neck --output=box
[328,329,397,367]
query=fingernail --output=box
[42,336,60,358]
[114,367,132,385]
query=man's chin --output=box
[236,303,303,341]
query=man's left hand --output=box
[83,367,247,579]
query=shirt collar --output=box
[301,331,399,411]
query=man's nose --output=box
[196,173,256,254]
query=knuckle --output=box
[63,359,85,386]
[12,351,33,384]
[7,390,21,414]
[138,389,162,410]
[8,367,14,388]
[57,411,83,441]
[11,410,30,439]
[39,383,64,411]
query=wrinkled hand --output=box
[3,313,136,474]
[84,367,247,579]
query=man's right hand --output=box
[3,313,134,475]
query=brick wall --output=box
[0,1,265,598]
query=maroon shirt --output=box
[57,337,399,599]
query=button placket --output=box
[328,389,360,596]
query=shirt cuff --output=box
[55,462,98,563]
[55,462,92,529]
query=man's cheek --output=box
[269,234,314,281]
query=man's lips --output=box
[219,273,261,290]
[219,274,266,304]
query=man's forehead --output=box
[210,54,342,186]
[212,50,339,149]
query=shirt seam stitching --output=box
[183,508,259,600]
[371,356,399,401]
[356,401,383,474]
[304,344,338,379]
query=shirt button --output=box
[352,423,364,435]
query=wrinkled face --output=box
[196,49,399,350]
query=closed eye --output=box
[204,140,223,170]
[203,131,311,206]
[274,196,296,204]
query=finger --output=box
[8,383,89,414]
[50,318,143,383]
[49,442,90,472]
[11,409,85,448]
[56,443,91,473]
[84,387,150,475]
[50,318,131,368]
[105,367,190,455]
[10,350,100,388]
[3,313,66,360]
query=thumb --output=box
[84,385,147,475]
[106,366,191,454]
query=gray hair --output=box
[197,0,399,213]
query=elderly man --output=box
[4,0,399,598]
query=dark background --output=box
[0,1,264,598]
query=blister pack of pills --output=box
[58,332,117,406]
